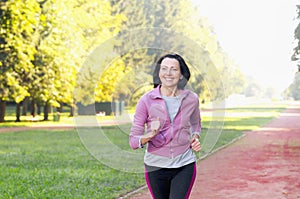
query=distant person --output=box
[129,53,202,199]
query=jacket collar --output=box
[149,85,190,99]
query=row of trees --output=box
[292,5,300,73]
[0,0,246,122]
[286,5,300,100]
[285,73,300,100]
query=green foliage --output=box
[244,81,262,97]
[95,58,130,102]
[219,57,246,97]
[110,0,246,103]
[292,5,300,72]
[285,72,300,100]
[0,0,40,103]
[1,0,125,117]
[35,0,125,107]
[71,0,126,106]
[0,0,247,121]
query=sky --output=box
[192,0,298,94]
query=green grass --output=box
[0,129,144,199]
[0,102,287,198]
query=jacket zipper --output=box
[160,92,188,159]
[163,96,182,159]
[170,122,174,159]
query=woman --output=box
[129,53,201,199]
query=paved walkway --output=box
[127,103,300,199]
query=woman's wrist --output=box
[191,132,200,139]
[193,135,200,140]
[140,131,157,146]
[140,137,150,146]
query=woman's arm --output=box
[190,97,202,152]
[129,99,161,149]
[190,97,201,134]
[129,99,148,149]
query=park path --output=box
[127,102,300,199]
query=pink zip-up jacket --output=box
[129,86,201,158]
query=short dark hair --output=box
[153,54,190,89]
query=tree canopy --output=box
[0,0,246,121]
[292,5,300,72]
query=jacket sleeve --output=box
[190,97,201,136]
[129,98,148,149]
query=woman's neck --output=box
[160,85,179,97]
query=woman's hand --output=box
[191,135,201,152]
[140,118,160,146]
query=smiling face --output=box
[159,57,182,89]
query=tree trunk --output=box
[57,102,62,113]
[37,103,41,115]
[0,100,6,122]
[31,99,36,118]
[15,103,21,122]
[69,103,75,117]
[43,102,49,121]
[22,97,28,116]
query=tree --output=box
[1,0,125,121]
[219,55,246,98]
[109,0,156,104]
[73,0,126,107]
[31,0,80,120]
[292,5,300,72]
[263,86,276,99]
[110,0,237,103]
[286,72,300,100]
[0,0,247,121]
[0,0,40,122]
[244,78,261,97]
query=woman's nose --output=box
[166,68,172,75]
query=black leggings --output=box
[145,162,196,199]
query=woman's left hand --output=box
[191,135,201,152]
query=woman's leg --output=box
[169,162,197,199]
[145,165,171,199]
